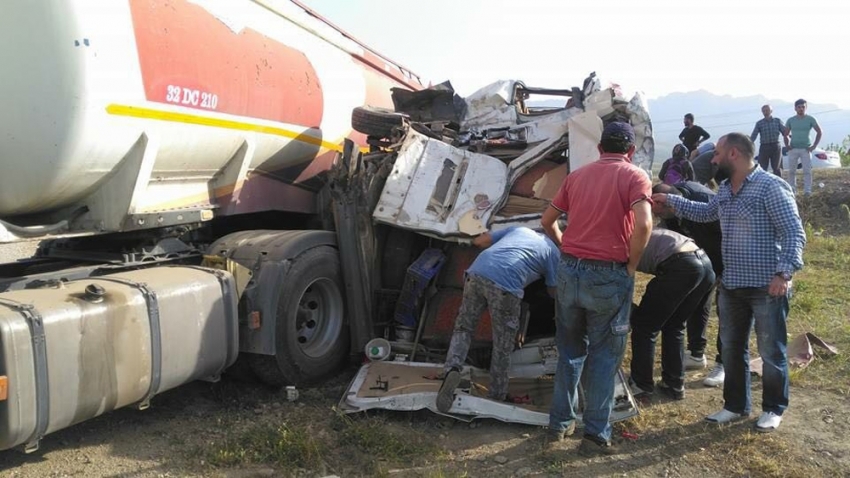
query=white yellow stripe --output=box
[106,104,359,152]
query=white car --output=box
[783,147,842,170]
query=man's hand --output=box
[541,205,564,246]
[651,193,669,205]
[626,264,637,277]
[807,146,815,153]
[472,232,493,249]
[768,276,790,297]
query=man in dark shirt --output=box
[691,146,728,188]
[751,105,785,176]
[652,181,725,387]
[679,113,711,155]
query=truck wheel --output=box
[351,106,404,137]
[249,246,349,386]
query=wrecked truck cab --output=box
[335,73,653,426]
[369,73,654,240]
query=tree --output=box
[825,135,850,167]
[843,135,850,167]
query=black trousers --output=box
[630,251,716,390]
[758,143,782,176]
[687,283,722,364]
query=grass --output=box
[621,399,822,477]
[785,232,850,394]
[194,200,850,477]
[200,408,444,477]
[619,229,850,477]
[633,223,850,395]
[205,421,325,470]
[334,412,443,459]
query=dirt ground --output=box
[1,169,849,477]
[0,364,848,478]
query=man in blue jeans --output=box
[653,133,805,433]
[541,122,652,455]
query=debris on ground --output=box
[750,332,839,375]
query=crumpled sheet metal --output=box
[749,332,839,376]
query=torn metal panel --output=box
[339,359,639,426]
[567,112,604,172]
[390,81,466,124]
[372,129,507,237]
[461,80,520,131]
[627,91,655,171]
[370,72,655,238]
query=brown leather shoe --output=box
[544,421,576,444]
[578,436,619,456]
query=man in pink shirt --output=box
[540,121,652,456]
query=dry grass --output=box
[192,171,850,477]
[615,225,850,477]
[198,403,445,477]
[784,232,850,393]
[620,400,822,477]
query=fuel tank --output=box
[0,266,238,452]
[0,0,420,226]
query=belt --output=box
[657,249,706,270]
[561,253,626,270]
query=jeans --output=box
[758,143,782,176]
[687,283,723,364]
[549,256,633,442]
[718,285,790,415]
[631,251,715,390]
[786,148,812,195]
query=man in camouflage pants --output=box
[436,226,560,413]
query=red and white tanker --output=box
[0,0,420,228]
[0,0,421,452]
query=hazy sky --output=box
[301,0,850,108]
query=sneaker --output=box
[628,377,653,398]
[705,408,747,424]
[756,412,782,433]
[656,381,685,400]
[685,354,707,370]
[578,435,618,456]
[544,422,576,446]
[703,363,725,388]
[436,369,461,413]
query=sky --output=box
[300,0,850,109]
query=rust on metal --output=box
[249,311,262,330]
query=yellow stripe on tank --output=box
[106,104,351,152]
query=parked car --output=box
[781,147,842,170]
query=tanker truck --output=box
[0,0,423,452]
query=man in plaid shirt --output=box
[750,105,785,176]
[652,133,805,433]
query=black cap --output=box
[601,122,635,144]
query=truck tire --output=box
[249,246,349,386]
[351,106,404,137]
